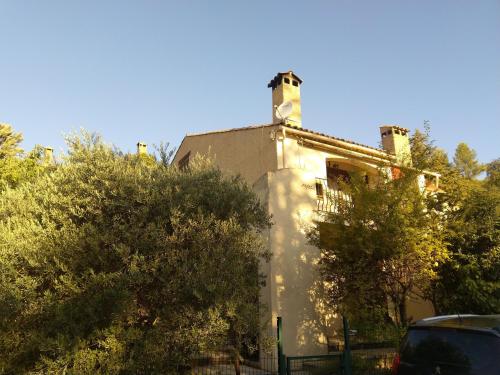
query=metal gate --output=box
[277,317,396,375]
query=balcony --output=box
[315,177,352,213]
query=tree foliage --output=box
[0,123,23,159]
[311,125,498,329]
[0,145,48,191]
[453,142,484,179]
[486,158,500,188]
[0,123,49,191]
[410,128,499,315]
[410,125,450,174]
[0,132,271,374]
[310,169,447,328]
[430,162,499,314]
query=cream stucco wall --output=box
[173,125,279,186]
[266,168,336,355]
[173,125,436,358]
[266,135,385,356]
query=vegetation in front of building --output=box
[0,125,271,374]
[1,122,498,374]
[310,124,499,342]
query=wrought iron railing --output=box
[315,178,352,213]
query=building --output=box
[172,71,439,358]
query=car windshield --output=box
[401,328,500,375]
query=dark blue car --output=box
[392,315,500,375]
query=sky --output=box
[1,0,499,163]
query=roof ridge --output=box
[186,123,276,137]
[184,123,388,156]
[283,124,385,152]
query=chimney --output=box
[137,142,147,155]
[380,125,412,166]
[268,71,303,127]
[44,147,54,164]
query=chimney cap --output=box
[137,141,147,155]
[379,124,410,133]
[44,146,54,163]
[268,70,303,89]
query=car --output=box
[391,314,500,375]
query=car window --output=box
[400,328,500,375]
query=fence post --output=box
[342,316,352,375]
[277,316,285,375]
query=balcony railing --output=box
[315,177,352,212]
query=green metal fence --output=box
[350,349,395,375]
[276,316,397,375]
[286,353,343,375]
[190,352,277,374]
[282,350,395,375]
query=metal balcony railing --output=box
[315,177,352,213]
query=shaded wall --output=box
[173,125,279,185]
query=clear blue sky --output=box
[1,0,499,163]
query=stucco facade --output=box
[172,71,438,358]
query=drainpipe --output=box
[281,127,287,169]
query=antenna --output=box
[275,100,293,121]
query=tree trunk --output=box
[234,352,241,375]
[398,300,408,326]
[431,288,442,316]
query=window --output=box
[292,80,299,87]
[327,164,351,189]
[284,77,290,84]
[315,181,324,196]
[178,151,190,170]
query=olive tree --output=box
[0,132,271,374]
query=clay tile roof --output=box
[283,124,385,153]
[184,123,389,157]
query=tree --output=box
[0,124,48,191]
[0,123,23,159]
[486,158,500,188]
[431,165,499,315]
[453,142,484,179]
[410,124,450,174]
[310,168,447,328]
[409,127,499,315]
[403,125,499,316]
[0,144,48,191]
[0,132,271,374]
[410,127,434,170]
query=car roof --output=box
[412,315,500,337]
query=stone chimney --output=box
[44,147,54,164]
[268,71,303,127]
[380,125,412,166]
[137,142,147,155]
